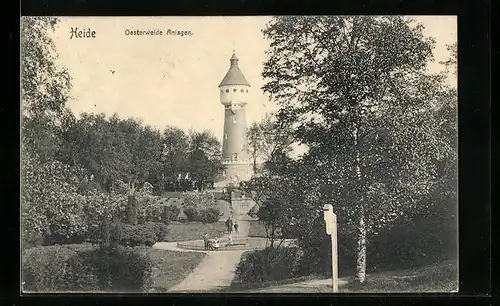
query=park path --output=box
[166,217,250,292]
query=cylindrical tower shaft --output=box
[217,51,253,185]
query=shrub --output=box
[233,247,302,286]
[22,244,96,292]
[109,220,123,248]
[85,246,153,292]
[198,207,221,224]
[296,217,358,278]
[367,206,457,272]
[120,224,157,247]
[144,222,169,242]
[296,203,458,278]
[22,227,43,250]
[22,244,154,292]
[162,205,180,221]
[183,206,199,222]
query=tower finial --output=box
[232,41,236,54]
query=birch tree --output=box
[261,16,454,283]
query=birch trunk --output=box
[353,126,367,283]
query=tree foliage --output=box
[246,113,294,172]
[187,130,224,190]
[259,16,457,282]
[21,16,73,162]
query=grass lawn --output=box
[22,243,205,293]
[142,247,206,292]
[165,221,227,242]
[340,259,458,293]
[233,259,458,293]
[248,220,267,238]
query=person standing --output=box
[225,218,231,233]
[228,218,233,234]
[234,222,239,235]
[226,234,233,246]
[203,233,209,250]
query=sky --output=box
[50,16,457,142]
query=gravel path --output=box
[164,218,250,292]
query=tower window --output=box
[233,89,237,92]
[224,134,228,140]
[226,89,229,93]
[232,153,238,161]
[246,90,248,93]
[240,89,244,93]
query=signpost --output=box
[323,204,338,293]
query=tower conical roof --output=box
[219,52,251,87]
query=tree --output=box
[246,113,294,173]
[161,126,190,183]
[244,152,300,247]
[261,16,455,282]
[440,42,457,78]
[21,17,72,162]
[187,130,224,190]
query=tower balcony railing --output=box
[221,159,250,165]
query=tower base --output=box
[215,163,253,188]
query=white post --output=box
[323,204,338,293]
[331,213,338,293]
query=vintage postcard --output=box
[20,16,458,293]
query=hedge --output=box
[162,205,181,221]
[183,206,199,222]
[120,224,156,247]
[144,222,169,242]
[22,244,153,292]
[198,208,221,224]
[233,247,302,286]
[183,206,220,223]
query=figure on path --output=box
[225,218,231,233]
[213,237,220,250]
[226,234,233,247]
[233,222,239,235]
[226,217,233,234]
[203,233,209,250]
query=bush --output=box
[198,208,221,224]
[109,220,123,248]
[22,245,96,292]
[86,246,153,291]
[183,206,199,222]
[296,203,458,278]
[162,205,180,221]
[22,244,153,292]
[120,224,156,247]
[144,222,169,242]
[233,247,302,285]
[367,207,457,272]
[296,216,358,278]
